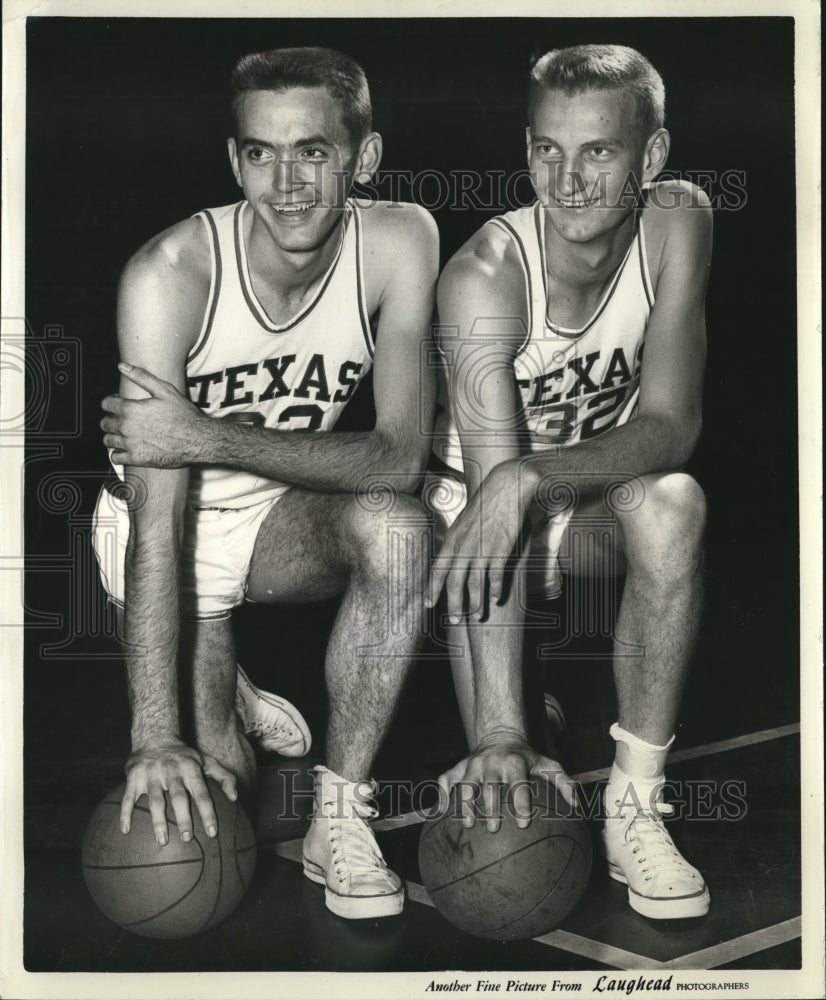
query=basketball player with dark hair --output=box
[95,46,438,920]
[427,44,712,920]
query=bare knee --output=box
[342,491,432,582]
[620,473,705,574]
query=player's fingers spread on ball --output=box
[481,778,505,833]
[186,773,218,838]
[492,753,530,829]
[147,785,169,846]
[168,778,194,842]
[457,779,480,829]
[530,759,578,811]
[510,778,535,830]
[437,759,468,810]
[457,758,489,828]
[203,755,238,802]
[119,782,139,835]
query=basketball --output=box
[418,779,592,940]
[82,778,257,939]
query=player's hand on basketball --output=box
[100,363,207,468]
[121,741,237,847]
[427,460,536,623]
[438,735,578,834]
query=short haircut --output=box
[528,44,665,141]
[230,46,372,144]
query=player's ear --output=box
[525,126,533,165]
[355,131,383,183]
[227,138,243,189]
[641,128,670,184]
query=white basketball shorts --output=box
[91,485,281,620]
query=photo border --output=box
[2,2,821,998]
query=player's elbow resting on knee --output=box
[645,411,702,468]
[374,433,430,493]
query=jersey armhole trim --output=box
[352,201,375,358]
[187,210,221,365]
[637,217,656,309]
[486,216,532,358]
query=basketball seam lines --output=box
[199,807,228,932]
[83,858,203,871]
[483,844,585,935]
[426,835,572,893]
[92,805,211,931]
[118,854,208,929]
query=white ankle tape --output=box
[605,762,666,818]
[609,723,674,754]
[314,765,375,805]
[609,723,674,782]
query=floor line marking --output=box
[369,723,802,833]
[573,723,800,786]
[405,880,434,907]
[663,917,801,970]
[265,722,801,840]
[270,839,303,862]
[397,882,665,969]
[265,848,801,972]
[262,725,802,970]
[532,928,666,970]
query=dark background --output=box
[24,9,800,970]
[25,13,799,710]
[22,16,800,952]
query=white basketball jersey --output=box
[434,202,654,472]
[184,200,375,507]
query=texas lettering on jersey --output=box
[517,343,644,444]
[188,352,364,423]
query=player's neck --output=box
[543,211,636,291]
[246,212,346,296]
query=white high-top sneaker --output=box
[303,766,404,919]
[235,664,312,756]
[603,792,710,920]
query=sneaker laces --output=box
[235,689,297,740]
[620,802,698,885]
[322,789,388,884]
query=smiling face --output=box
[228,86,380,255]
[527,86,668,245]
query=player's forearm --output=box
[197,421,428,494]
[468,598,530,749]
[521,413,697,503]
[123,529,183,750]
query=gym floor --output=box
[23,556,802,975]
